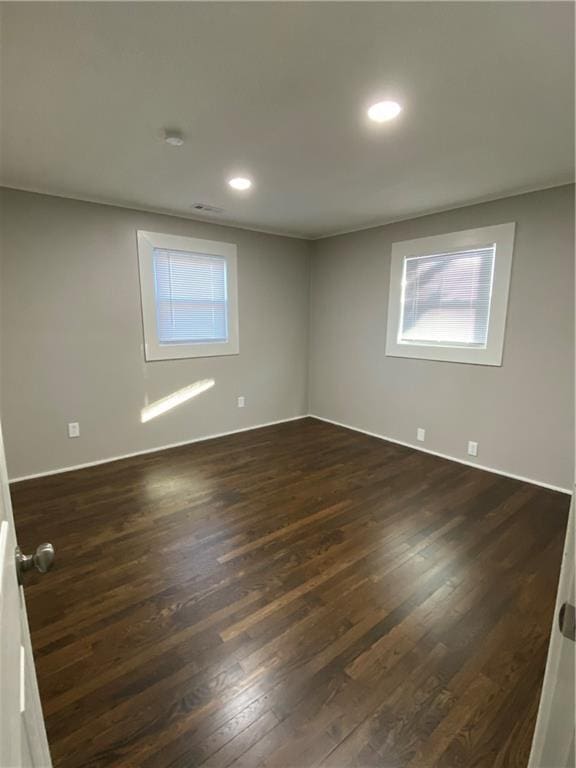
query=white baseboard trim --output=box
[309,414,572,495]
[10,413,572,495]
[9,415,308,484]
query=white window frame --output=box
[137,230,239,361]
[385,222,515,366]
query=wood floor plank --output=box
[11,418,569,768]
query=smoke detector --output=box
[163,129,184,147]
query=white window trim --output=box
[137,230,239,361]
[385,222,515,366]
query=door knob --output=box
[15,543,55,584]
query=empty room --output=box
[0,2,574,767]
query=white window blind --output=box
[399,245,496,347]
[152,248,228,345]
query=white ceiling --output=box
[1,2,574,239]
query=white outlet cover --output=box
[468,441,479,457]
[417,428,425,442]
[237,396,245,408]
[67,422,80,438]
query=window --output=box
[385,223,515,365]
[137,231,239,360]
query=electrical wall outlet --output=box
[67,422,80,438]
[237,396,245,408]
[417,428,426,442]
[467,440,478,457]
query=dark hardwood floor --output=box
[11,417,569,768]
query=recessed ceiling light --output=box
[228,177,253,191]
[163,129,184,146]
[367,101,402,123]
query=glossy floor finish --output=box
[12,418,569,768]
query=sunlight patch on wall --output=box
[141,379,215,423]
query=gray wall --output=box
[0,189,311,479]
[309,185,574,491]
[1,185,573,489]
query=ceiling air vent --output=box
[191,203,225,215]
